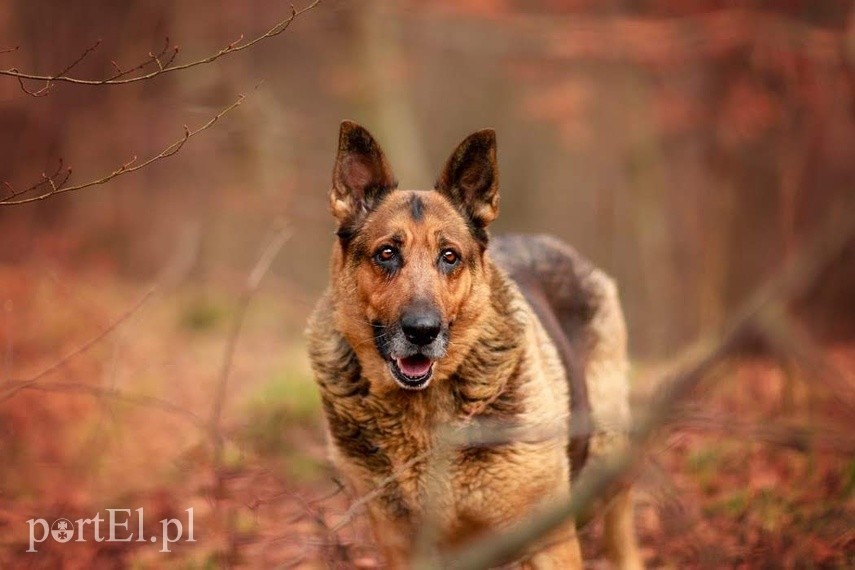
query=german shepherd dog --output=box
[307,122,643,568]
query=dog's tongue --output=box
[397,355,432,378]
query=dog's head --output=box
[328,121,499,392]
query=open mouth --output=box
[389,354,434,390]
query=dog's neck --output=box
[448,261,528,418]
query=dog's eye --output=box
[374,246,398,264]
[440,249,460,267]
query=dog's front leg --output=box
[521,523,583,570]
[365,503,415,569]
[603,486,644,570]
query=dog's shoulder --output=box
[306,289,370,400]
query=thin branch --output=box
[0,285,158,403]
[0,95,244,205]
[209,224,292,443]
[111,37,174,81]
[3,380,204,427]
[0,1,322,92]
[673,409,855,454]
[445,201,855,569]
[15,39,103,96]
[209,224,291,495]
[2,159,70,202]
[331,451,428,533]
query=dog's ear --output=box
[435,129,499,236]
[330,121,397,228]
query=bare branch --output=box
[209,223,292,445]
[670,407,855,454]
[1,159,71,202]
[0,0,322,92]
[2,379,204,427]
[0,95,244,205]
[0,285,158,403]
[13,39,103,96]
[208,222,291,520]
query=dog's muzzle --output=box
[373,306,448,390]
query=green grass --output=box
[179,296,229,332]
[686,447,722,494]
[238,365,325,482]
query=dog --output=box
[306,121,643,568]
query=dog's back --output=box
[492,234,632,472]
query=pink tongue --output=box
[397,355,432,378]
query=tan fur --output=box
[306,123,642,568]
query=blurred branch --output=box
[0,94,245,206]
[0,285,158,402]
[756,305,855,416]
[671,406,855,454]
[446,201,855,569]
[331,451,428,534]
[209,223,292,455]
[207,223,291,564]
[2,379,204,427]
[0,0,322,95]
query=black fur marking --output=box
[312,330,409,519]
[465,217,490,248]
[362,181,398,211]
[409,193,425,222]
[322,398,410,520]
[372,321,393,361]
[336,190,397,252]
[336,225,357,248]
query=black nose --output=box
[401,309,442,346]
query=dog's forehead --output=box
[365,190,469,240]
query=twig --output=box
[2,159,70,202]
[756,305,855,416]
[13,39,102,97]
[670,403,855,454]
[0,285,158,402]
[207,222,291,524]
[201,225,290,565]
[0,1,321,92]
[331,451,429,533]
[2,380,204,427]
[209,224,292,452]
[0,95,245,205]
[445,200,855,569]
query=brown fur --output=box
[307,122,643,568]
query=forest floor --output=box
[1,263,853,568]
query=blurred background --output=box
[0,0,852,567]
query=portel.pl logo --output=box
[27,508,195,553]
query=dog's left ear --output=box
[435,129,499,235]
[330,121,398,228]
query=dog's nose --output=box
[401,310,442,346]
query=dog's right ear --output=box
[330,121,397,231]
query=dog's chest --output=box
[374,407,570,538]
